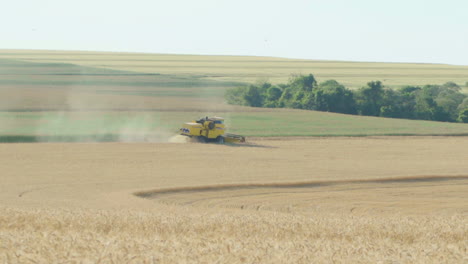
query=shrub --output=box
[458,109,468,123]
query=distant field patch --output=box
[1,50,468,89]
[1,51,468,142]
[0,58,244,112]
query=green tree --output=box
[243,85,263,107]
[314,80,356,114]
[430,84,466,121]
[380,105,399,118]
[378,88,425,119]
[399,85,421,96]
[291,91,306,109]
[266,86,282,101]
[225,86,247,105]
[432,107,451,122]
[414,88,437,120]
[280,74,318,109]
[380,89,403,118]
[224,74,467,124]
[356,81,384,116]
[278,87,293,108]
[257,81,272,95]
[289,74,317,92]
[262,86,283,108]
[436,93,466,121]
[442,81,461,92]
[458,98,468,111]
[458,108,468,123]
[301,93,315,110]
[414,87,451,121]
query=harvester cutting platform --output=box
[179,116,245,143]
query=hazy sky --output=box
[2,0,468,65]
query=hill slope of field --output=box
[1,52,468,141]
[1,49,468,89]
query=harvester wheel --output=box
[216,136,225,144]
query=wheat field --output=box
[1,50,467,262]
[1,137,467,263]
[2,49,468,88]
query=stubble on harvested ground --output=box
[0,137,467,263]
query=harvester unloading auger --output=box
[179,116,245,143]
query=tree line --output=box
[225,74,468,123]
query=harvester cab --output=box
[179,116,245,143]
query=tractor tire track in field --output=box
[15,178,157,198]
[134,175,468,214]
[134,175,468,198]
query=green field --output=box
[1,110,468,142]
[1,49,468,141]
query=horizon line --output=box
[1,48,467,67]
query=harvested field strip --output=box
[136,175,468,215]
[135,175,468,198]
[3,133,468,143]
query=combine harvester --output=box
[179,116,245,143]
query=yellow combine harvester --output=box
[179,116,245,143]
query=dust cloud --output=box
[4,86,181,143]
[0,62,238,143]
[168,135,192,143]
